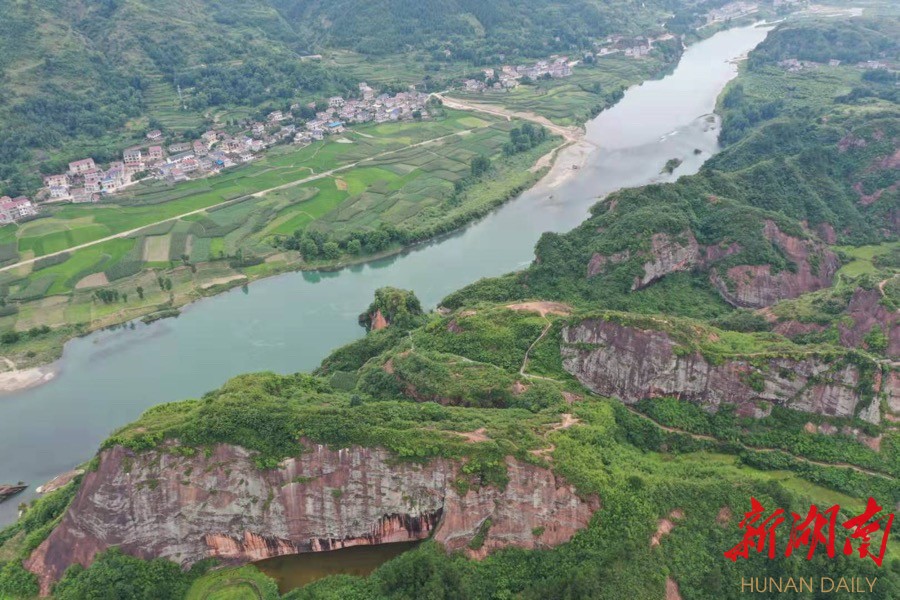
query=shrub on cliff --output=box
[359,287,425,332]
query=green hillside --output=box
[271,0,670,56]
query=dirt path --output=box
[530,413,580,459]
[509,303,571,378]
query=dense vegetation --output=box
[272,0,672,58]
[747,19,899,67]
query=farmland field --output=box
[0,108,562,367]
[2,110,497,265]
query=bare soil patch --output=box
[200,275,247,290]
[75,272,109,289]
[506,301,572,317]
[456,428,490,443]
[666,578,683,600]
[651,509,684,548]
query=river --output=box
[0,23,771,526]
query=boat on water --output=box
[0,483,27,502]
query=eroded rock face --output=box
[839,288,900,359]
[586,250,630,278]
[632,232,701,290]
[710,221,840,308]
[25,442,597,595]
[560,319,884,423]
[370,309,389,330]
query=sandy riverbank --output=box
[437,94,597,191]
[0,365,57,395]
[535,138,596,189]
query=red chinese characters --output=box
[842,497,895,567]
[724,497,893,566]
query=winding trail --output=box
[620,405,896,480]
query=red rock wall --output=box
[561,318,885,423]
[710,221,840,308]
[25,442,597,595]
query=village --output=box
[25,84,434,218]
[460,38,677,94]
[18,34,704,221]
[777,57,891,72]
[462,57,574,92]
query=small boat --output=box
[0,483,27,502]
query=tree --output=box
[470,155,491,177]
[301,238,319,260]
[322,241,341,260]
[136,286,144,300]
[347,239,362,255]
[360,287,424,331]
[1,331,20,344]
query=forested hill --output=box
[747,18,899,67]
[0,0,327,192]
[0,0,673,195]
[270,0,669,57]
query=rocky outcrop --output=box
[710,221,840,308]
[632,232,700,290]
[587,250,630,278]
[25,442,597,594]
[839,288,900,358]
[587,221,836,308]
[560,318,885,423]
[370,309,389,331]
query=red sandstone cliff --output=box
[586,222,838,308]
[838,288,900,359]
[25,442,597,595]
[709,221,840,308]
[561,318,885,423]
